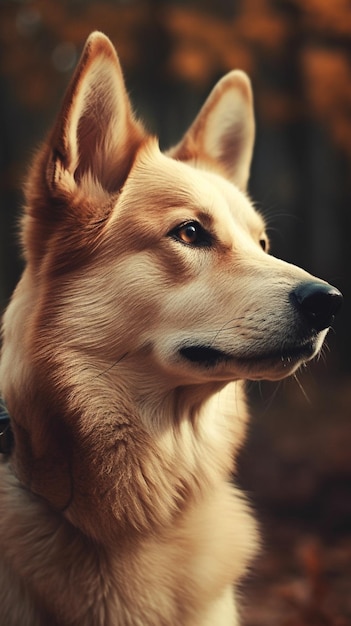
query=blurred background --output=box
[0,0,350,623]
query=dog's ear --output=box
[46,32,145,197]
[169,71,254,190]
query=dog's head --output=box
[0,33,341,531]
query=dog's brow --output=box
[193,209,214,230]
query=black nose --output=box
[292,281,343,332]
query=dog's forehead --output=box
[125,141,264,235]
[199,168,264,234]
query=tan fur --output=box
[0,32,340,625]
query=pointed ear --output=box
[47,32,145,196]
[169,71,255,190]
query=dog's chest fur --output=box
[0,409,256,626]
[1,29,340,626]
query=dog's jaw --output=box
[174,330,327,382]
[234,332,327,381]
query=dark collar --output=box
[0,404,14,455]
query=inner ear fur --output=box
[46,31,146,197]
[169,70,255,190]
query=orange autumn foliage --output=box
[0,0,350,158]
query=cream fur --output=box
[0,32,338,625]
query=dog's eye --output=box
[168,221,212,247]
[259,237,267,252]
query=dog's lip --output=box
[179,345,229,367]
[178,337,318,369]
[240,337,318,364]
[237,339,320,381]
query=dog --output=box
[0,32,342,625]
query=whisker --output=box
[293,372,311,404]
[208,316,246,348]
[93,352,129,380]
[262,381,283,414]
[249,380,283,418]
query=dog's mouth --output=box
[178,337,320,376]
[179,346,229,367]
